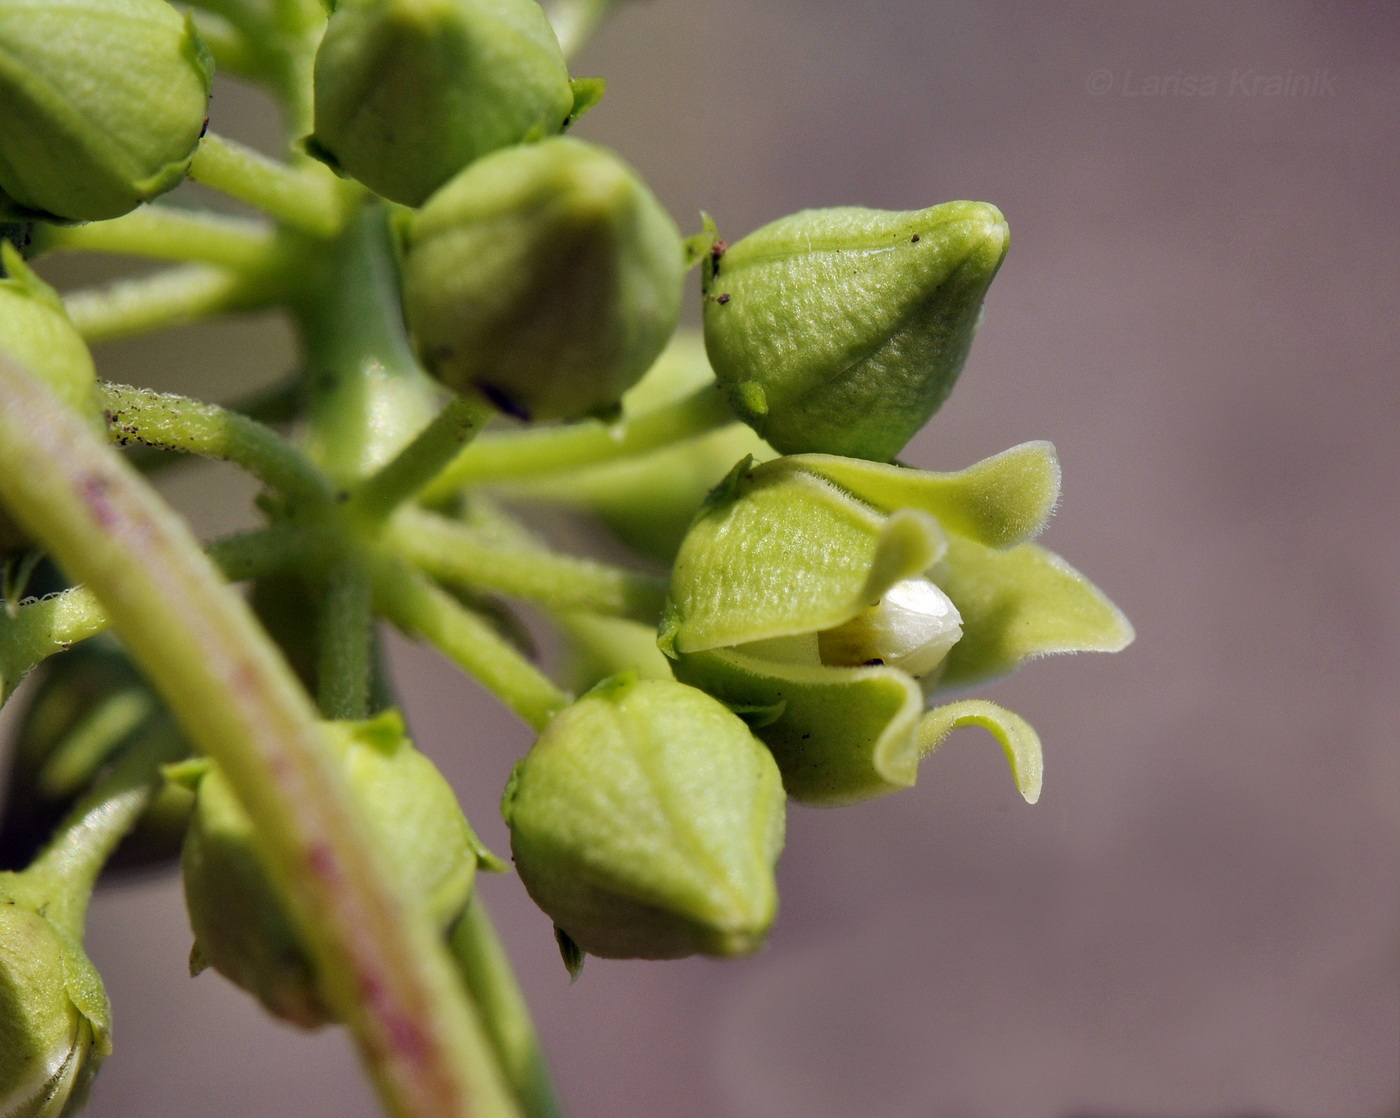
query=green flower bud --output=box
[309,0,574,207]
[701,202,1009,461]
[660,444,1133,805]
[0,878,109,1118]
[1,244,99,558]
[502,674,785,960]
[181,710,495,1027]
[0,246,96,418]
[0,0,212,222]
[401,136,684,422]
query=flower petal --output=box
[931,536,1134,690]
[792,440,1061,548]
[918,699,1043,803]
[671,646,925,805]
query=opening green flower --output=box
[659,444,1133,805]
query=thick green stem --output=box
[353,393,497,522]
[0,354,522,1118]
[64,264,275,344]
[420,384,734,501]
[32,207,278,271]
[372,557,570,732]
[451,898,564,1118]
[189,134,354,238]
[97,382,335,509]
[318,557,373,720]
[295,205,443,485]
[388,507,666,623]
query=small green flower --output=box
[400,136,684,422]
[308,0,574,207]
[0,245,99,557]
[701,202,1008,461]
[0,0,212,222]
[181,710,497,1027]
[502,674,785,961]
[660,444,1133,805]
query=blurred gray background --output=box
[5,1,1397,1116]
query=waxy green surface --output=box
[503,676,785,960]
[0,898,107,1118]
[0,245,98,555]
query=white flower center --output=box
[816,577,963,678]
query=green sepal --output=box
[670,646,924,805]
[553,924,585,982]
[931,536,1135,691]
[0,243,61,313]
[401,136,684,422]
[682,212,720,271]
[309,0,574,207]
[0,0,212,221]
[565,77,607,125]
[0,244,96,417]
[0,874,111,1117]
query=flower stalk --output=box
[0,352,522,1118]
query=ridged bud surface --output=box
[402,137,683,422]
[310,0,573,206]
